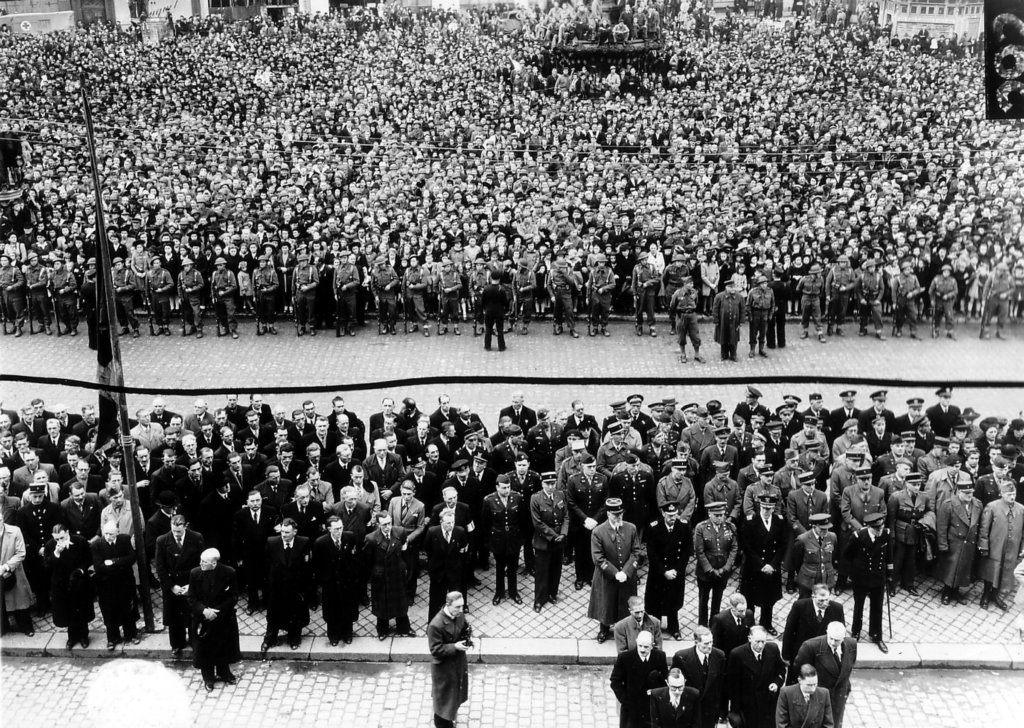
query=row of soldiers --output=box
[2,247,1019,343]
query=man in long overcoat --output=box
[978,482,1024,610]
[935,476,982,604]
[589,497,641,642]
[645,503,692,640]
[43,524,94,648]
[365,511,413,638]
[423,509,469,618]
[1,520,35,635]
[712,279,746,362]
[427,590,472,728]
[91,521,138,648]
[724,626,786,728]
[262,518,311,652]
[187,548,241,691]
[739,494,787,634]
[313,516,362,645]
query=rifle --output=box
[145,279,156,335]
[178,281,189,336]
[436,288,443,335]
[212,285,224,337]
[26,271,35,335]
[0,292,9,335]
[49,273,62,338]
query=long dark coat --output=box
[187,563,241,667]
[644,518,691,618]
[588,520,641,625]
[427,607,470,722]
[265,535,311,631]
[364,526,408,620]
[712,289,745,350]
[934,496,982,588]
[43,534,94,628]
[90,534,136,626]
[725,642,786,728]
[312,532,361,624]
[739,513,787,606]
[978,499,1024,588]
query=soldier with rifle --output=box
[50,254,79,336]
[892,259,923,340]
[587,254,615,337]
[632,254,659,338]
[24,251,51,335]
[371,256,400,336]
[211,257,240,339]
[292,252,319,336]
[404,256,431,336]
[547,247,580,338]
[979,261,1014,340]
[111,256,140,338]
[0,250,26,336]
[513,257,535,335]
[333,251,360,337]
[253,254,279,336]
[470,259,489,337]
[147,256,174,336]
[178,257,205,338]
[439,258,463,336]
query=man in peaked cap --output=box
[740,493,788,635]
[588,497,641,643]
[843,511,892,652]
[693,501,739,626]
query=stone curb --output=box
[4,633,1022,669]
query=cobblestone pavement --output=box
[3,658,1023,728]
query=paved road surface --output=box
[3,658,1022,728]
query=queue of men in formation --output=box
[1,386,1022,702]
[1,246,1016,363]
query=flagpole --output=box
[80,78,156,632]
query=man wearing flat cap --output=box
[588,497,641,643]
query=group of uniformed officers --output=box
[2,385,1023,678]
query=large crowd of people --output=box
[2,6,1024,351]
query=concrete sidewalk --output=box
[3,630,1022,669]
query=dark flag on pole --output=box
[89,239,123,453]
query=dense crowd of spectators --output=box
[1,5,1023,327]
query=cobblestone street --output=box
[3,658,1023,728]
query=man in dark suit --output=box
[610,629,669,728]
[826,391,861,447]
[197,482,238,564]
[312,516,362,645]
[776,664,835,728]
[671,626,726,728]
[793,622,856,728]
[782,585,846,675]
[187,548,240,691]
[843,511,892,652]
[232,490,278,611]
[60,483,101,540]
[499,393,538,433]
[91,521,139,649]
[925,387,961,438]
[281,483,324,541]
[363,438,404,500]
[725,626,786,728]
[154,514,205,657]
[423,508,469,618]
[708,593,754,660]
[648,667,702,728]
[480,270,510,351]
[262,518,311,653]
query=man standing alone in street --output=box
[427,591,472,728]
[481,271,509,352]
